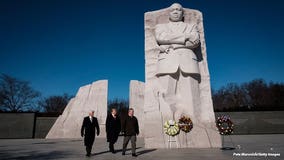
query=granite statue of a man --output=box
[144,3,221,148]
[155,3,201,122]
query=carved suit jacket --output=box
[155,21,200,76]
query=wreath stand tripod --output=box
[168,135,179,148]
[220,134,235,150]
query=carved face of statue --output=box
[169,3,183,22]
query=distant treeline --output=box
[212,79,284,112]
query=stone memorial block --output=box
[46,80,108,138]
[144,3,221,148]
[129,80,145,137]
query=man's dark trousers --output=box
[122,135,136,154]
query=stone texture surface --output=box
[46,80,108,138]
[129,80,145,137]
[0,113,35,138]
[215,111,284,134]
[144,4,221,148]
[34,117,57,138]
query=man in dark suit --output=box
[81,111,100,157]
[122,108,139,157]
[105,108,121,153]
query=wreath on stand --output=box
[216,115,234,135]
[164,120,180,136]
[178,116,193,133]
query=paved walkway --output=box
[0,134,283,160]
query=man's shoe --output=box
[86,153,90,157]
[111,150,116,154]
[132,153,137,157]
[122,152,125,155]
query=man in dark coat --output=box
[122,108,139,157]
[105,108,121,153]
[81,111,100,157]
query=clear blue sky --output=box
[0,0,283,100]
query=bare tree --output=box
[108,98,129,112]
[108,98,129,123]
[0,74,40,112]
[242,79,269,107]
[39,93,72,113]
[267,82,284,110]
[213,79,284,111]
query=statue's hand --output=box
[185,40,193,46]
[185,40,200,48]
[186,33,200,45]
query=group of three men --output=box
[81,108,139,157]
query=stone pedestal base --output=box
[144,111,221,148]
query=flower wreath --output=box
[216,115,234,135]
[178,116,193,133]
[164,120,180,136]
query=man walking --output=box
[81,111,100,157]
[122,108,139,157]
[106,108,121,153]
